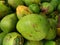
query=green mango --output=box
[45,18,57,40]
[23,0,41,6]
[0,32,7,45]
[3,32,24,45]
[57,4,60,12]
[48,18,57,27]
[45,28,56,40]
[0,13,18,33]
[50,0,58,8]
[58,0,60,4]
[0,3,11,19]
[45,18,56,40]
[29,4,40,13]
[16,14,50,41]
[41,2,54,14]
[16,5,32,19]
[8,0,24,8]
[24,41,43,45]
[45,41,56,45]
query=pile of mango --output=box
[0,0,60,45]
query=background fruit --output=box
[0,13,18,33]
[29,4,40,13]
[45,41,56,45]
[57,4,60,12]
[41,2,54,14]
[45,18,56,40]
[24,41,43,45]
[50,0,58,8]
[0,2,11,19]
[8,0,24,8]
[3,32,24,45]
[16,5,32,19]
[0,32,7,45]
[23,0,41,6]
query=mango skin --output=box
[24,41,43,45]
[3,32,24,45]
[16,5,32,19]
[45,18,56,40]
[0,13,18,33]
[29,4,40,13]
[50,0,58,8]
[8,0,24,8]
[57,4,60,12]
[16,14,50,41]
[23,0,41,6]
[0,3,11,19]
[45,41,56,45]
[41,2,54,14]
[0,32,7,45]
[45,28,56,40]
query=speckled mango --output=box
[16,14,50,41]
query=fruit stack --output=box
[0,0,60,45]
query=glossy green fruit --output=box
[16,5,32,19]
[0,3,11,19]
[24,41,43,45]
[41,2,54,14]
[23,0,41,6]
[3,32,24,45]
[0,13,18,33]
[17,14,50,41]
[8,0,24,8]
[45,41,56,45]
[0,32,7,45]
[29,4,40,13]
